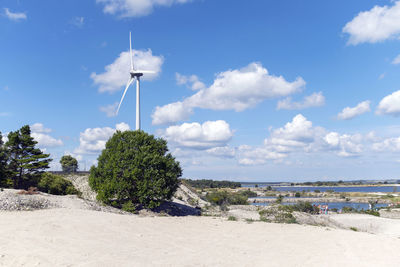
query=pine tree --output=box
[6,125,52,189]
[0,132,9,187]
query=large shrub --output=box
[60,155,78,173]
[206,190,248,206]
[38,173,80,195]
[89,130,182,209]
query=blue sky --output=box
[2,0,400,181]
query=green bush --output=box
[294,192,301,198]
[259,206,297,224]
[228,216,237,221]
[290,201,319,214]
[206,190,248,206]
[342,206,357,213]
[363,210,380,217]
[240,189,258,198]
[89,130,182,210]
[38,173,80,195]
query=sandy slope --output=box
[0,209,400,267]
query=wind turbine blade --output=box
[135,70,156,74]
[116,77,134,115]
[129,32,133,71]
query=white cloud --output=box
[206,146,236,158]
[31,123,52,133]
[152,62,306,125]
[100,102,118,117]
[393,54,400,65]
[162,120,233,149]
[337,100,371,120]
[238,145,287,165]
[70,16,84,27]
[176,73,205,91]
[237,114,322,165]
[91,49,163,93]
[324,132,363,157]
[236,114,369,165]
[151,101,193,125]
[343,1,400,45]
[372,137,400,152]
[30,123,63,148]
[277,92,325,110]
[3,8,27,21]
[376,90,400,116]
[74,123,130,154]
[96,0,192,18]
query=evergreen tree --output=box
[60,155,78,173]
[0,132,9,187]
[89,130,182,210]
[6,125,52,189]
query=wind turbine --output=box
[116,32,155,130]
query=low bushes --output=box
[38,173,80,196]
[259,206,296,224]
[206,190,248,207]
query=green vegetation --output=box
[182,179,241,189]
[1,126,52,189]
[240,189,258,198]
[294,192,301,198]
[0,132,8,187]
[275,194,284,204]
[350,227,358,232]
[259,206,297,224]
[228,216,237,221]
[60,155,78,173]
[89,130,182,210]
[206,190,249,207]
[38,173,80,195]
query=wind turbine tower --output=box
[116,32,154,130]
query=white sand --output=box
[1,209,400,267]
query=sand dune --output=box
[1,208,400,267]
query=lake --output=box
[251,202,389,211]
[242,185,399,193]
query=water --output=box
[251,202,388,211]
[243,185,399,193]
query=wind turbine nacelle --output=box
[130,70,143,77]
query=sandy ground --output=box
[1,209,400,267]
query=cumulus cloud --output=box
[277,92,325,110]
[162,120,233,149]
[152,62,306,125]
[206,146,236,158]
[3,8,27,21]
[31,123,51,133]
[176,73,205,91]
[343,1,400,45]
[337,100,371,120]
[376,90,400,116]
[372,137,400,152]
[30,123,63,148]
[324,132,363,157]
[237,114,322,165]
[96,0,192,18]
[100,102,118,117]
[91,49,163,93]
[74,123,130,154]
[151,101,193,125]
[236,114,369,165]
